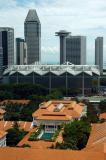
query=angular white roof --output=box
[3,64,100,76]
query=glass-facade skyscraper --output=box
[95,37,103,74]
[16,38,27,65]
[24,9,41,64]
[0,27,14,67]
[0,32,3,76]
[66,36,86,65]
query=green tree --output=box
[6,122,27,146]
[46,90,63,100]
[61,120,91,150]
[87,102,99,123]
[99,100,106,113]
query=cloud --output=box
[0,0,106,66]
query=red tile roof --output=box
[85,122,106,152]
[0,121,32,132]
[0,148,105,160]
[0,130,7,139]
[0,100,30,105]
[33,100,84,121]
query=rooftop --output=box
[85,122,106,152]
[3,64,100,76]
[0,130,7,139]
[32,100,84,121]
[0,100,30,105]
[0,148,105,160]
[25,9,40,23]
[0,121,32,132]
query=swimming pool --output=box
[41,132,53,140]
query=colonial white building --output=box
[32,100,87,133]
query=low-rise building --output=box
[0,100,30,109]
[0,121,32,132]
[32,100,87,133]
[0,130,6,147]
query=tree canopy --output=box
[6,122,27,146]
[55,120,91,150]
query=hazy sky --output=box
[0,0,106,66]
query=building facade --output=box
[66,36,86,65]
[0,28,14,67]
[32,100,86,133]
[95,37,103,74]
[0,32,3,76]
[3,64,100,95]
[24,9,41,64]
[16,38,27,65]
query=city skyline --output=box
[0,0,106,66]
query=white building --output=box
[0,130,7,147]
[32,100,87,133]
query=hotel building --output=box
[32,100,87,133]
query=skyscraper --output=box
[16,38,27,65]
[66,36,86,65]
[0,27,14,67]
[95,37,103,74]
[56,30,70,64]
[24,9,41,64]
[0,32,3,76]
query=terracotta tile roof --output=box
[0,148,105,160]
[33,100,84,121]
[0,130,7,139]
[0,100,30,105]
[0,121,32,132]
[86,122,106,152]
[100,113,106,119]
[37,115,72,120]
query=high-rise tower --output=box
[16,38,27,65]
[24,9,41,64]
[0,32,3,76]
[56,30,70,64]
[66,36,86,65]
[0,27,14,67]
[95,37,103,74]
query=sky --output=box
[0,0,106,66]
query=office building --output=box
[56,30,70,64]
[0,50,3,76]
[0,32,3,76]
[16,38,27,65]
[66,36,86,65]
[0,28,14,67]
[95,37,103,74]
[24,9,41,64]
